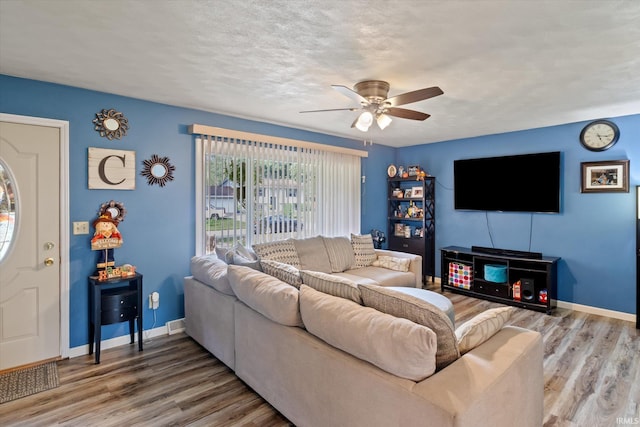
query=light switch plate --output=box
[73,221,89,235]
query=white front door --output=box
[0,120,61,370]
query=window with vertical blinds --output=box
[192,127,366,255]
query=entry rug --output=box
[0,362,59,404]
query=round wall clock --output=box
[579,119,619,151]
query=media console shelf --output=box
[441,246,559,313]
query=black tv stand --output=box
[471,246,543,260]
[441,246,559,313]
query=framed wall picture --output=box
[407,165,420,176]
[581,160,629,193]
[88,147,136,190]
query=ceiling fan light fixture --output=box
[376,113,392,130]
[355,111,373,132]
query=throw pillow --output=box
[233,242,258,261]
[252,239,301,268]
[293,236,332,273]
[299,285,437,382]
[372,256,411,272]
[227,265,303,327]
[214,246,229,261]
[455,306,515,354]
[359,284,459,371]
[322,236,355,272]
[351,233,377,268]
[190,255,234,296]
[299,270,362,304]
[260,259,303,288]
[222,243,262,270]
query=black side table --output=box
[88,273,143,363]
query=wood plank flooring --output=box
[0,291,637,427]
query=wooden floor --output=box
[0,291,638,427]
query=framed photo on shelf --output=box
[394,223,405,236]
[410,186,423,198]
[407,165,420,176]
[581,160,629,193]
[404,189,412,198]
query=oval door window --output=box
[0,159,17,262]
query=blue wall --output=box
[1,75,637,349]
[0,75,367,347]
[396,117,639,314]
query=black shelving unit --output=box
[440,246,559,314]
[387,176,435,283]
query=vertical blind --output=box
[193,127,365,254]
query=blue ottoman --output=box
[391,287,455,326]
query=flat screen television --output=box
[454,151,561,213]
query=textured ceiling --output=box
[1,0,640,147]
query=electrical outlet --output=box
[149,292,159,310]
[72,221,89,235]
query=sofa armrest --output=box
[413,326,544,427]
[375,249,422,288]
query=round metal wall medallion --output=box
[93,109,129,140]
[141,154,175,187]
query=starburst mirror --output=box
[141,154,175,187]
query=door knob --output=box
[44,257,55,266]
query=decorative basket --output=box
[484,264,507,283]
[449,262,472,289]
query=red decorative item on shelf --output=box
[539,289,548,304]
[512,280,522,301]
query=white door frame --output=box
[0,113,70,360]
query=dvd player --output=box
[471,246,543,259]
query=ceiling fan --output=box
[300,80,443,132]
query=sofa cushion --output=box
[359,284,459,370]
[351,233,377,268]
[260,259,303,288]
[190,255,235,296]
[293,236,332,273]
[455,306,515,354]
[372,256,411,272]
[340,267,416,288]
[252,239,301,268]
[299,285,437,382]
[299,270,362,304]
[228,265,303,327]
[329,272,380,286]
[322,236,356,272]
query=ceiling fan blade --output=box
[332,85,369,105]
[300,107,360,113]
[386,107,431,121]
[350,116,359,129]
[385,86,443,107]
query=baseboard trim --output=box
[431,276,636,324]
[556,300,636,324]
[68,325,168,359]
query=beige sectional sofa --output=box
[184,235,543,427]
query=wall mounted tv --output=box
[454,151,561,213]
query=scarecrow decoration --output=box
[91,211,123,271]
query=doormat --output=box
[0,361,59,404]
